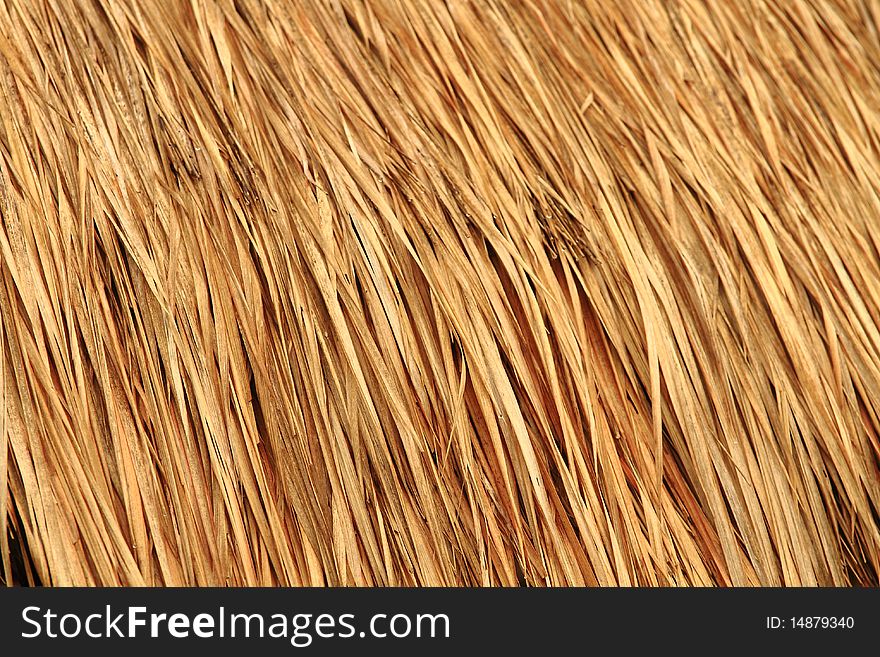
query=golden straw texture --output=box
[2,0,880,586]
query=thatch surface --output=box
[1,0,880,585]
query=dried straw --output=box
[2,0,880,586]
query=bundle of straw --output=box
[1,0,879,586]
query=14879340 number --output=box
[781,617,855,629]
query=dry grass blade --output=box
[1,0,879,586]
